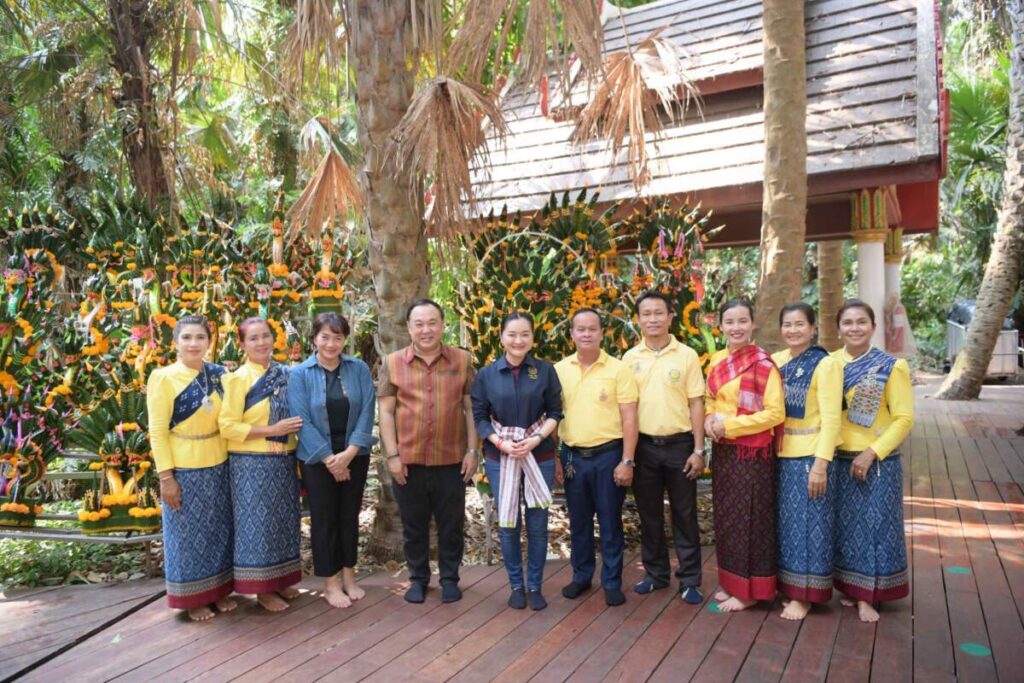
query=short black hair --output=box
[836,298,875,327]
[719,298,754,322]
[313,312,351,337]
[237,316,272,342]
[501,311,534,332]
[779,302,816,327]
[570,307,603,328]
[635,290,673,314]
[406,298,444,321]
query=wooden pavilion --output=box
[470,0,948,345]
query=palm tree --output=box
[755,0,808,351]
[935,0,1024,400]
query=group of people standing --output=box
[147,292,912,625]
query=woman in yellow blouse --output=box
[147,315,234,622]
[833,299,913,623]
[704,299,785,612]
[219,318,304,612]
[772,302,842,621]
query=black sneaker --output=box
[604,587,626,606]
[404,583,426,604]
[441,582,462,603]
[527,590,547,611]
[508,588,526,609]
[561,581,591,599]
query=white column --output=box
[857,239,886,348]
[884,262,901,301]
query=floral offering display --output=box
[455,189,724,366]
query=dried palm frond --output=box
[521,0,556,89]
[559,0,604,82]
[571,27,700,189]
[447,0,515,82]
[386,76,509,240]
[282,0,345,92]
[286,146,363,240]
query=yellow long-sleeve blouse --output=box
[146,361,228,473]
[771,349,842,461]
[832,348,914,460]
[219,361,298,453]
[705,348,786,440]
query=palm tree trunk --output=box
[935,0,1024,400]
[347,0,429,562]
[756,0,808,352]
[106,0,172,211]
[818,239,844,351]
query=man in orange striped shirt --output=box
[378,299,479,605]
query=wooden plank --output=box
[868,595,913,683]
[333,561,568,681]
[779,603,840,682]
[688,601,773,683]
[732,601,802,683]
[824,607,876,683]
[976,437,1013,483]
[243,564,501,682]
[959,438,992,482]
[599,552,720,683]
[994,439,1024,484]
[489,559,646,683]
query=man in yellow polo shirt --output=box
[623,290,707,605]
[555,308,638,607]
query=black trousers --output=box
[392,463,465,587]
[633,434,702,588]
[300,455,370,577]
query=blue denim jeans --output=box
[483,457,556,591]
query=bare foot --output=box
[215,597,237,613]
[840,597,856,607]
[187,606,216,622]
[718,596,757,612]
[341,567,365,601]
[257,592,290,612]
[780,599,812,620]
[325,578,352,608]
[278,586,301,601]
[714,590,731,602]
[857,600,880,623]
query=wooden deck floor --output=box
[4,381,1024,682]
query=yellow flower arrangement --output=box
[287,290,301,303]
[268,263,290,277]
[88,462,103,471]
[82,327,111,356]
[111,301,135,310]
[1,502,32,515]
[181,291,204,301]
[311,287,344,299]
[44,384,72,407]
[151,313,177,328]
[266,318,287,350]
[117,422,140,432]
[14,317,33,339]
[0,370,20,397]
[681,300,701,336]
[138,461,152,471]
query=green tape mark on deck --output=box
[707,602,722,613]
[946,566,972,575]
[959,643,992,657]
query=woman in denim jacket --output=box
[288,312,377,608]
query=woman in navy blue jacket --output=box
[288,312,377,608]
[471,311,563,611]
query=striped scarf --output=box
[707,344,780,455]
[492,417,552,528]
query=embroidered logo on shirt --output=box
[599,387,608,402]
[527,366,539,380]
[666,368,681,383]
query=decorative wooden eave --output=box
[469,0,948,246]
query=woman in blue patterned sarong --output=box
[833,299,914,623]
[147,316,235,622]
[771,303,842,621]
[219,318,305,612]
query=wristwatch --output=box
[692,450,705,458]
[387,453,401,460]
[621,458,635,468]
[466,448,481,458]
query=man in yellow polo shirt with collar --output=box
[623,290,707,605]
[555,308,639,607]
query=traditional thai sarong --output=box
[162,461,234,608]
[833,449,909,602]
[776,456,835,602]
[712,443,777,600]
[707,345,782,601]
[230,451,302,593]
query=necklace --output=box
[645,338,672,355]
